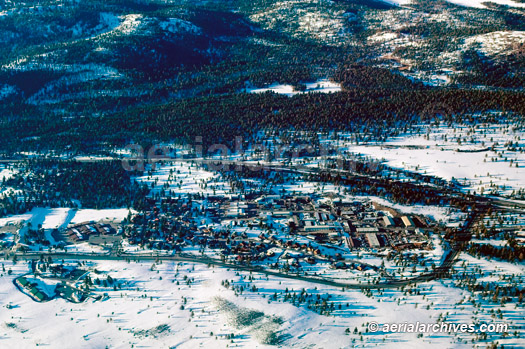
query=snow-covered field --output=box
[69,209,132,224]
[0,208,132,248]
[0,257,522,348]
[0,166,17,181]
[0,208,131,229]
[246,79,342,97]
[367,31,400,43]
[381,0,413,6]
[335,118,525,197]
[366,196,465,225]
[134,161,232,198]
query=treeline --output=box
[454,49,525,89]
[105,87,525,149]
[0,70,69,97]
[0,160,150,217]
[1,83,524,155]
[0,0,524,157]
[334,64,423,90]
[467,243,525,262]
[453,271,524,308]
[311,171,471,207]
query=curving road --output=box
[2,246,462,290]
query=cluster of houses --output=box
[123,192,432,268]
[15,276,48,302]
[126,198,196,250]
[273,199,430,251]
[15,262,90,303]
[343,211,431,251]
[65,222,118,243]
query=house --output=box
[17,276,30,288]
[401,216,415,228]
[29,288,47,302]
[16,277,47,302]
[383,216,395,227]
[356,227,379,234]
[366,233,380,248]
[304,224,340,233]
[272,210,292,218]
[332,262,348,269]
[292,215,302,228]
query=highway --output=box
[2,156,525,211]
[2,246,462,290]
[166,157,525,211]
[0,156,515,290]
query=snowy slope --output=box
[445,0,525,8]
[1,259,512,348]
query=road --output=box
[170,157,525,211]
[0,156,511,290]
[2,247,462,290]
[2,156,525,211]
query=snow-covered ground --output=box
[0,208,131,229]
[113,14,144,35]
[0,208,132,248]
[0,166,17,181]
[69,209,132,224]
[366,196,465,225]
[249,1,350,45]
[0,257,522,348]
[134,161,232,198]
[462,31,525,57]
[246,79,342,96]
[381,0,413,6]
[91,12,145,38]
[445,0,525,8]
[337,119,525,197]
[368,31,399,43]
